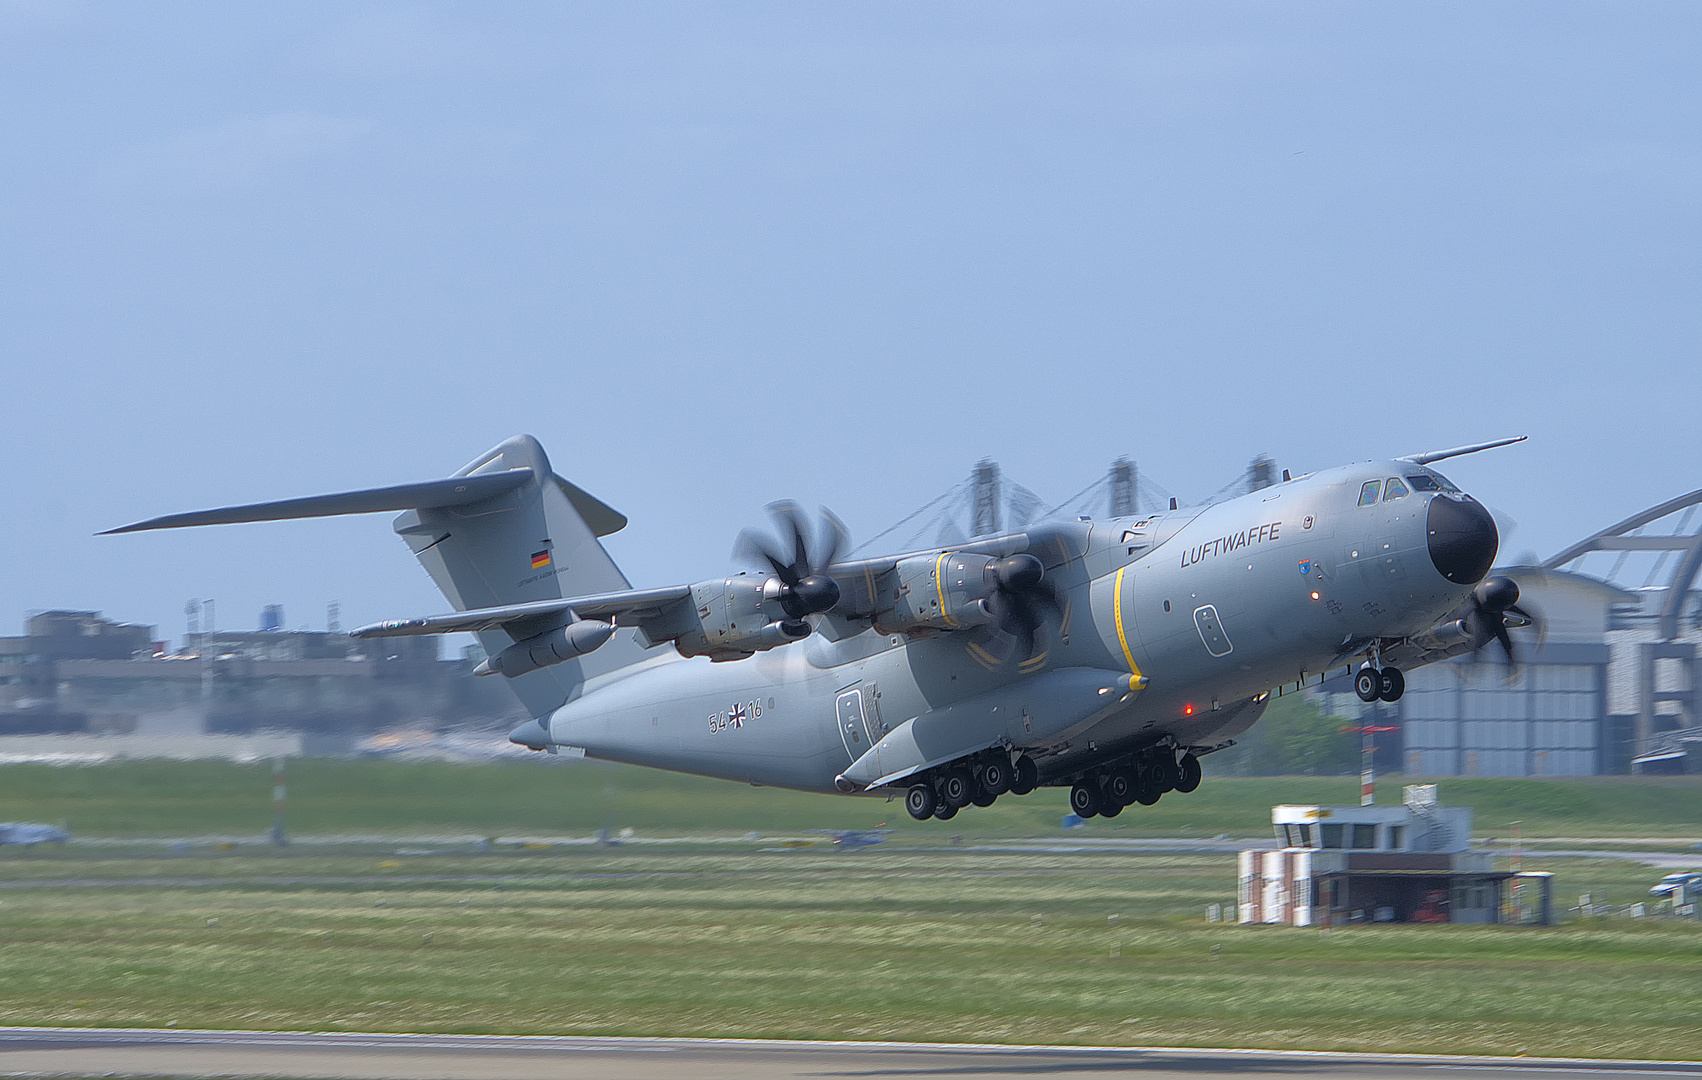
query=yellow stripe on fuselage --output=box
[1113,565,1145,680]
[935,552,954,626]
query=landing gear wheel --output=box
[1175,753,1202,793]
[1354,667,1381,703]
[1099,799,1123,818]
[1104,768,1137,807]
[1069,782,1101,818]
[971,787,998,808]
[933,802,958,820]
[1152,754,1179,794]
[905,783,936,821]
[1010,756,1039,796]
[1378,667,1405,702]
[1133,764,1162,805]
[940,768,974,809]
[981,758,1013,797]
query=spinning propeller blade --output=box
[1466,575,1544,669]
[983,553,1063,664]
[733,501,848,619]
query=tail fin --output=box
[105,434,653,718]
[391,435,652,715]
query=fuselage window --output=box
[1383,477,1409,501]
[1357,480,1381,507]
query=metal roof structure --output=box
[1543,488,1702,642]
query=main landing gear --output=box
[902,744,1206,822]
[904,752,1038,821]
[1354,664,1405,703]
[1066,745,1203,820]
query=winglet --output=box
[1400,436,1527,466]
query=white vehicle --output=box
[1649,872,1702,899]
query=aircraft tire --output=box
[905,783,936,821]
[933,802,958,820]
[1099,799,1123,818]
[1151,754,1179,794]
[1134,782,1162,806]
[1069,782,1100,818]
[1379,667,1406,702]
[971,789,998,808]
[1354,667,1381,702]
[940,768,974,809]
[1009,756,1039,796]
[1175,753,1202,793]
[981,758,1013,796]
[1104,768,1137,807]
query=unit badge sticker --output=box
[1298,559,1313,576]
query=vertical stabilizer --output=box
[391,435,653,717]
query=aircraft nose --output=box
[508,718,550,750]
[1426,494,1498,585]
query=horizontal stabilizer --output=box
[101,469,534,534]
[351,585,693,638]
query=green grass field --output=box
[0,844,1698,1057]
[2,760,1700,1056]
[1,757,1700,839]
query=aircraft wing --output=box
[350,585,693,639]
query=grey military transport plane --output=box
[106,435,1532,822]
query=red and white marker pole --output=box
[270,757,288,847]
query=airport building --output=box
[0,608,522,745]
[1238,787,1551,925]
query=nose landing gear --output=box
[1355,663,1405,703]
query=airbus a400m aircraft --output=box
[107,434,1534,822]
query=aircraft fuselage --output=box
[538,458,1495,794]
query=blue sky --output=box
[3,3,1698,643]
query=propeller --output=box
[983,553,1063,663]
[733,501,849,620]
[1465,575,1543,668]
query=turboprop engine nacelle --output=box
[873,552,1000,636]
[671,576,815,661]
[474,620,617,678]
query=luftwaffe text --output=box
[1180,522,1282,569]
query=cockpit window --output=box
[1406,473,1459,493]
[1384,477,1409,501]
[1357,480,1381,507]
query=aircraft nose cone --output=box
[1427,494,1498,585]
[508,717,550,750]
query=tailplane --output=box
[104,434,653,717]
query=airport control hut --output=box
[1238,787,1551,926]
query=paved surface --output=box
[0,1028,1697,1080]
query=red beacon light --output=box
[1183,703,1195,716]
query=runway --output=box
[1,1028,1697,1080]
